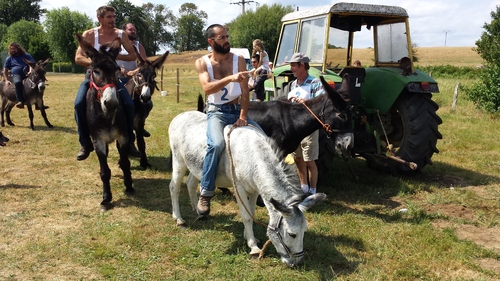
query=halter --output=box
[89,69,116,101]
[131,71,155,100]
[24,67,47,88]
[292,97,333,136]
[267,215,305,259]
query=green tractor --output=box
[266,2,442,175]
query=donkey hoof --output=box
[100,202,114,212]
[196,214,209,221]
[125,188,135,196]
[176,220,188,229]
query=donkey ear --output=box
[76,33,99,59]
[152,51,169,69]
[336,73,351,101]
[23,59,36,69]
[269,197,295,217]
[42,58,51,67]
[320,75,350,106]
[134,46,145,64]
[107,37,122,59]
[298,193,327,213]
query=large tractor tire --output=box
[376,92,442,174]
[317,92,442,177]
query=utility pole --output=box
[231,0,255,14]
[443,30,451,47]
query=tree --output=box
[227,4,294,62]
[142,3,176,55]
[3,20,50,61]
[44,7,93,63]
[108,0,145,27]
[173,3,206,52]
[0,0,45,26]
[466,6,500,113]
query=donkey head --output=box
[24,58,50,92]
[76,33,121,114]
[267,193,327,267]
[319,75,354,158]
[131,48,169,103]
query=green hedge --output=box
[51,62,87,73]
[416,65,481,79]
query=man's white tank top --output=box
[117,41,140,71]
[94,27,122,50]
[203,54,242,104]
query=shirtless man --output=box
[194,24,261,217]
[74,6,139,161]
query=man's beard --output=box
[213,41,230,54]
[128,35,136,41]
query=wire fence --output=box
[156,66,273,103]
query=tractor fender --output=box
[361,68,438,114]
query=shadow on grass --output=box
[0,184,43,189]
[317,157,500,223]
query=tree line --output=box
[0,0,293,72]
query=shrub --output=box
[417,65,481,79]
[464,64,500,113]
[51,62,86,73]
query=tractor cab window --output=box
[298,16,326,63]
[325,27,349,71]
[375,22,409,64]
[276,23,298,66]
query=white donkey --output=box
[168,110,326,267]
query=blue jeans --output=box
[199,103,262,196]
[12,74,25,102]
[74,72,135,148]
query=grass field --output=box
[0,47,499,280]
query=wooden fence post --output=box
[176,68,180,103]
[451,82,460,111]
[160,66,164,91]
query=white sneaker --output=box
[309,188,317,195]
[300,185,309,194]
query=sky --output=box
[40,0,498,47]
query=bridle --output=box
[130,68,157,101]
[267,215,305,259]
[89,69,116,100]
[24,66,47,89]
[292,96,334,136]
[293,95,352,138]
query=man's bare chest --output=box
[210,59,234,79]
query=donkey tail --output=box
[197,93,206,113]
[166,149,173,171]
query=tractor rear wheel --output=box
[375,92,442,174]
[317,92,442,177]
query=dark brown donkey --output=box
[76,33,134,211]
[123,48,169,169]
[0,59,53,130]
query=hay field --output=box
[165,46,483,68]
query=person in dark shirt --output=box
[2,42,35,109]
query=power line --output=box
[230,0,255,14]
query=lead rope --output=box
[291,97,333,134]
[226,125,272,260]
